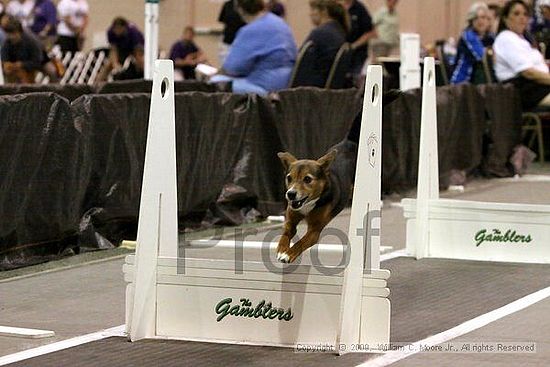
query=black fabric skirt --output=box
[505,76,550,110]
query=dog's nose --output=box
[286,190,297,201]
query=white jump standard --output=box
[402,57,550,264]
[124,60,391,352]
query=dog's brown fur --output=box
[277,141,356,263]
[276,89,402,263]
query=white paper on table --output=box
[195,63,218,77]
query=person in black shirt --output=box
[1,16,43,83]
[339,0,376,83]
[218,0,245,64]
[267,0,286,18]
[294,0,349,87]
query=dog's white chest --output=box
[298,198,319,216]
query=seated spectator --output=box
[1,16,43,83]
[451,2,495,84]
[29,0,56,49]
[1,13,62,82]
[293,0,349,88]
[494,0,550,110]
[267,0,285,18]
[169,26,207,80]
[100,17,144,81]
[530,0,550,58]
[370,0,400,61]
[210,0,297,95]
[113,45,144,81]
[6,0,34,27]
[1,12,60,79]
[217,0,246,65]
[56,0,89,54]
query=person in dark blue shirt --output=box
[267,0,286,18]
[218,0,246,45]
[218,0,246,64]
[451,2,495,84]
[339,0,375,82]
[294,0,349,88]
[169,26,207,80]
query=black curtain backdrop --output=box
[0,83,523,269]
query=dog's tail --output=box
[382,89,402,107]
[347,89,402,144]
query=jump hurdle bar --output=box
[402,57,550,264]
[124,60,391,353]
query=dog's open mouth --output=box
[290,196,309,210]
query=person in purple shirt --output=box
[210,0,297,95]
[107,17,144,69]
[30,0,57,49]
[169,26,207,80]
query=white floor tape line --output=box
[2,258,547,367]
[0,326,54,339]
[380,249,410,262]
[356,285,550,367]
[498,174,550,183]
[0,325,125,366]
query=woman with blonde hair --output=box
[450,2,495,84]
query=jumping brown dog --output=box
[276,139,357,263]
[276,90,401,263]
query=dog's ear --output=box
[317,149,337,172]
[278,152,297,170]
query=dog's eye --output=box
[303,176,312,184]
[286,175,292,183]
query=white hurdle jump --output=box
[124,60,390,352]
[399,33,421,91]
[402,57,550,264]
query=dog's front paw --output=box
[278,249,302,263]
[277,252,290,263]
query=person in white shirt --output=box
[6,0,34,27]
[494,0,550,109]
[56,0,89,53]
[370,0,400,61]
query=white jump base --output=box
[123,246,390,347]
[125,60,390,353]
[403,58,550,264]
[403,198,550,263]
